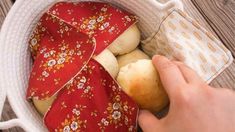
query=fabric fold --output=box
[27,2,137,100]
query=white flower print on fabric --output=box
[31,38,37,46]
[97,16,104,22]
[72,108,81,116]
[57,58,66,64]
[59,53,67,58]
[44,52,50,58]
[70,121,78,131]
[50,50,55,55]
[108,26,115,33]
[99,22,110,31]
[88,24,95,30]
[101,7,107,12]
[40,48,47,54]
[84,86,91,93]
[63,125,70,132]
[112,103,120,110]
[80,76,86,83]
[42,71,49,77]
[101,118,109,126]
[124,16,131,22]
[77,83,84,89]
[48,59,56,67]
[89,19,96,25]
[112,111,121,120]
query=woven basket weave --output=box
[0,0,183,131]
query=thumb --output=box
[152,55,186,99]
[138,110,163,132]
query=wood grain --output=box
[182,0,235,90]
[0,0,12,28]
[0,0,235,132]
[192,0,235,56]
[182,0,219,37]
[1,100,24,132]
[189,0,235,89]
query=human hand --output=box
[138,55,235,132]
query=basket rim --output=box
[0,0,184,131]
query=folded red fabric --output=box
[26,2,139,131]
[44,59,138,131]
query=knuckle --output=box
[172,61,184,66]
[174,85,195,107]
[181,92,192,105]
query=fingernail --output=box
[152,55,161,61]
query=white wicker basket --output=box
[0,0,183,131]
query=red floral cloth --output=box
[44,59,138,131]
[26,2,139,132]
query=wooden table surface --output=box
[0,0,234,131]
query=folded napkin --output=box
[142,9,233,83]
[27,2,138,131]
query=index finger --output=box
[152,55,186,98]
